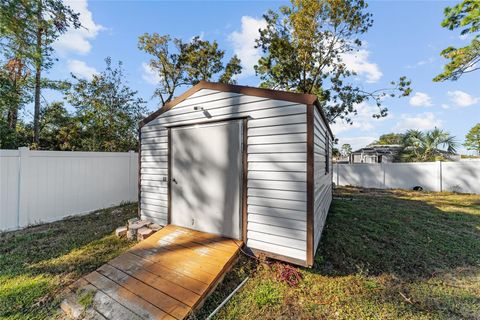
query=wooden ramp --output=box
[62,225,242,320]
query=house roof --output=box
[139,80,333,137]
[352,145,403,155]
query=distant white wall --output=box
[333,161,480,194]
[0,148,138,232]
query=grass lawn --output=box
[1,188,479,320]
[192,187,480,320]
[0,204,137,320]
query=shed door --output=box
[171,120,243,239]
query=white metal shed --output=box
[139,81,333,267]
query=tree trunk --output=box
[7,82,19,130]
[33,62,41,145]
[7,107,18,130]
[33,2,42,146]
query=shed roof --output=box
[140,81,333,137]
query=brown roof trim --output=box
[140,81,334,137]
[306,104,315,267]
[313,100,334,138]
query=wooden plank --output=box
[107,254,200,308]
[70,225,243,320]
[173,227,240,252]
[131,243,217,280]
[128,246,218,285]
[156,226,240,253]
[112,252,209,296]
[69,277,142,320]
[137,227,235,257]
[131,240,226,276]
[132,244,223,280]
[97,264,191,320]
[90,285,145,320]
[84,271,173,320]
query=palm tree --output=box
[400,128,457,162]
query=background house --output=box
[349,145,402,163]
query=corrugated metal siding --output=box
[141,89,308,261]
[313,107,333,253]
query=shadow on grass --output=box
[0,203,137,319]
[197,187,480,320]
[303,187,480,319]
[315,187,480,279]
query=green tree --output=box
[374,133,404,145]
[0,0,81,146]
[400,128,458,162]
[0,1,34,141]
[0,60,32,148]
[138,33,242,106]
[464,123,480,154]
[434,0,480,81]
[332,147,341,158]
[37,101,80,150]
[255,0,411,125]
[66,58,147,152]
[340,143,352,156]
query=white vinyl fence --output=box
[334,160,480,194]
[0,148,138,231]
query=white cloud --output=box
[409,92,433,107]
[441,104,450,110]
[141,62,160,85]
[67,59,97,80]
[228,16,267,78]
[342,49,382,83]
[336,136,377,151]
[417,56,435,66]
[406,56,435,69]
[447,90,479,107]
[394,112,443,132]
[54,0,104,55]
[330,102,391,134]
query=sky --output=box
[42,0,479,153]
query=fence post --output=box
[17,147,30,229]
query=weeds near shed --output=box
[252,280,283,308]
[273,263,302,287]
[77,288,95,310]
